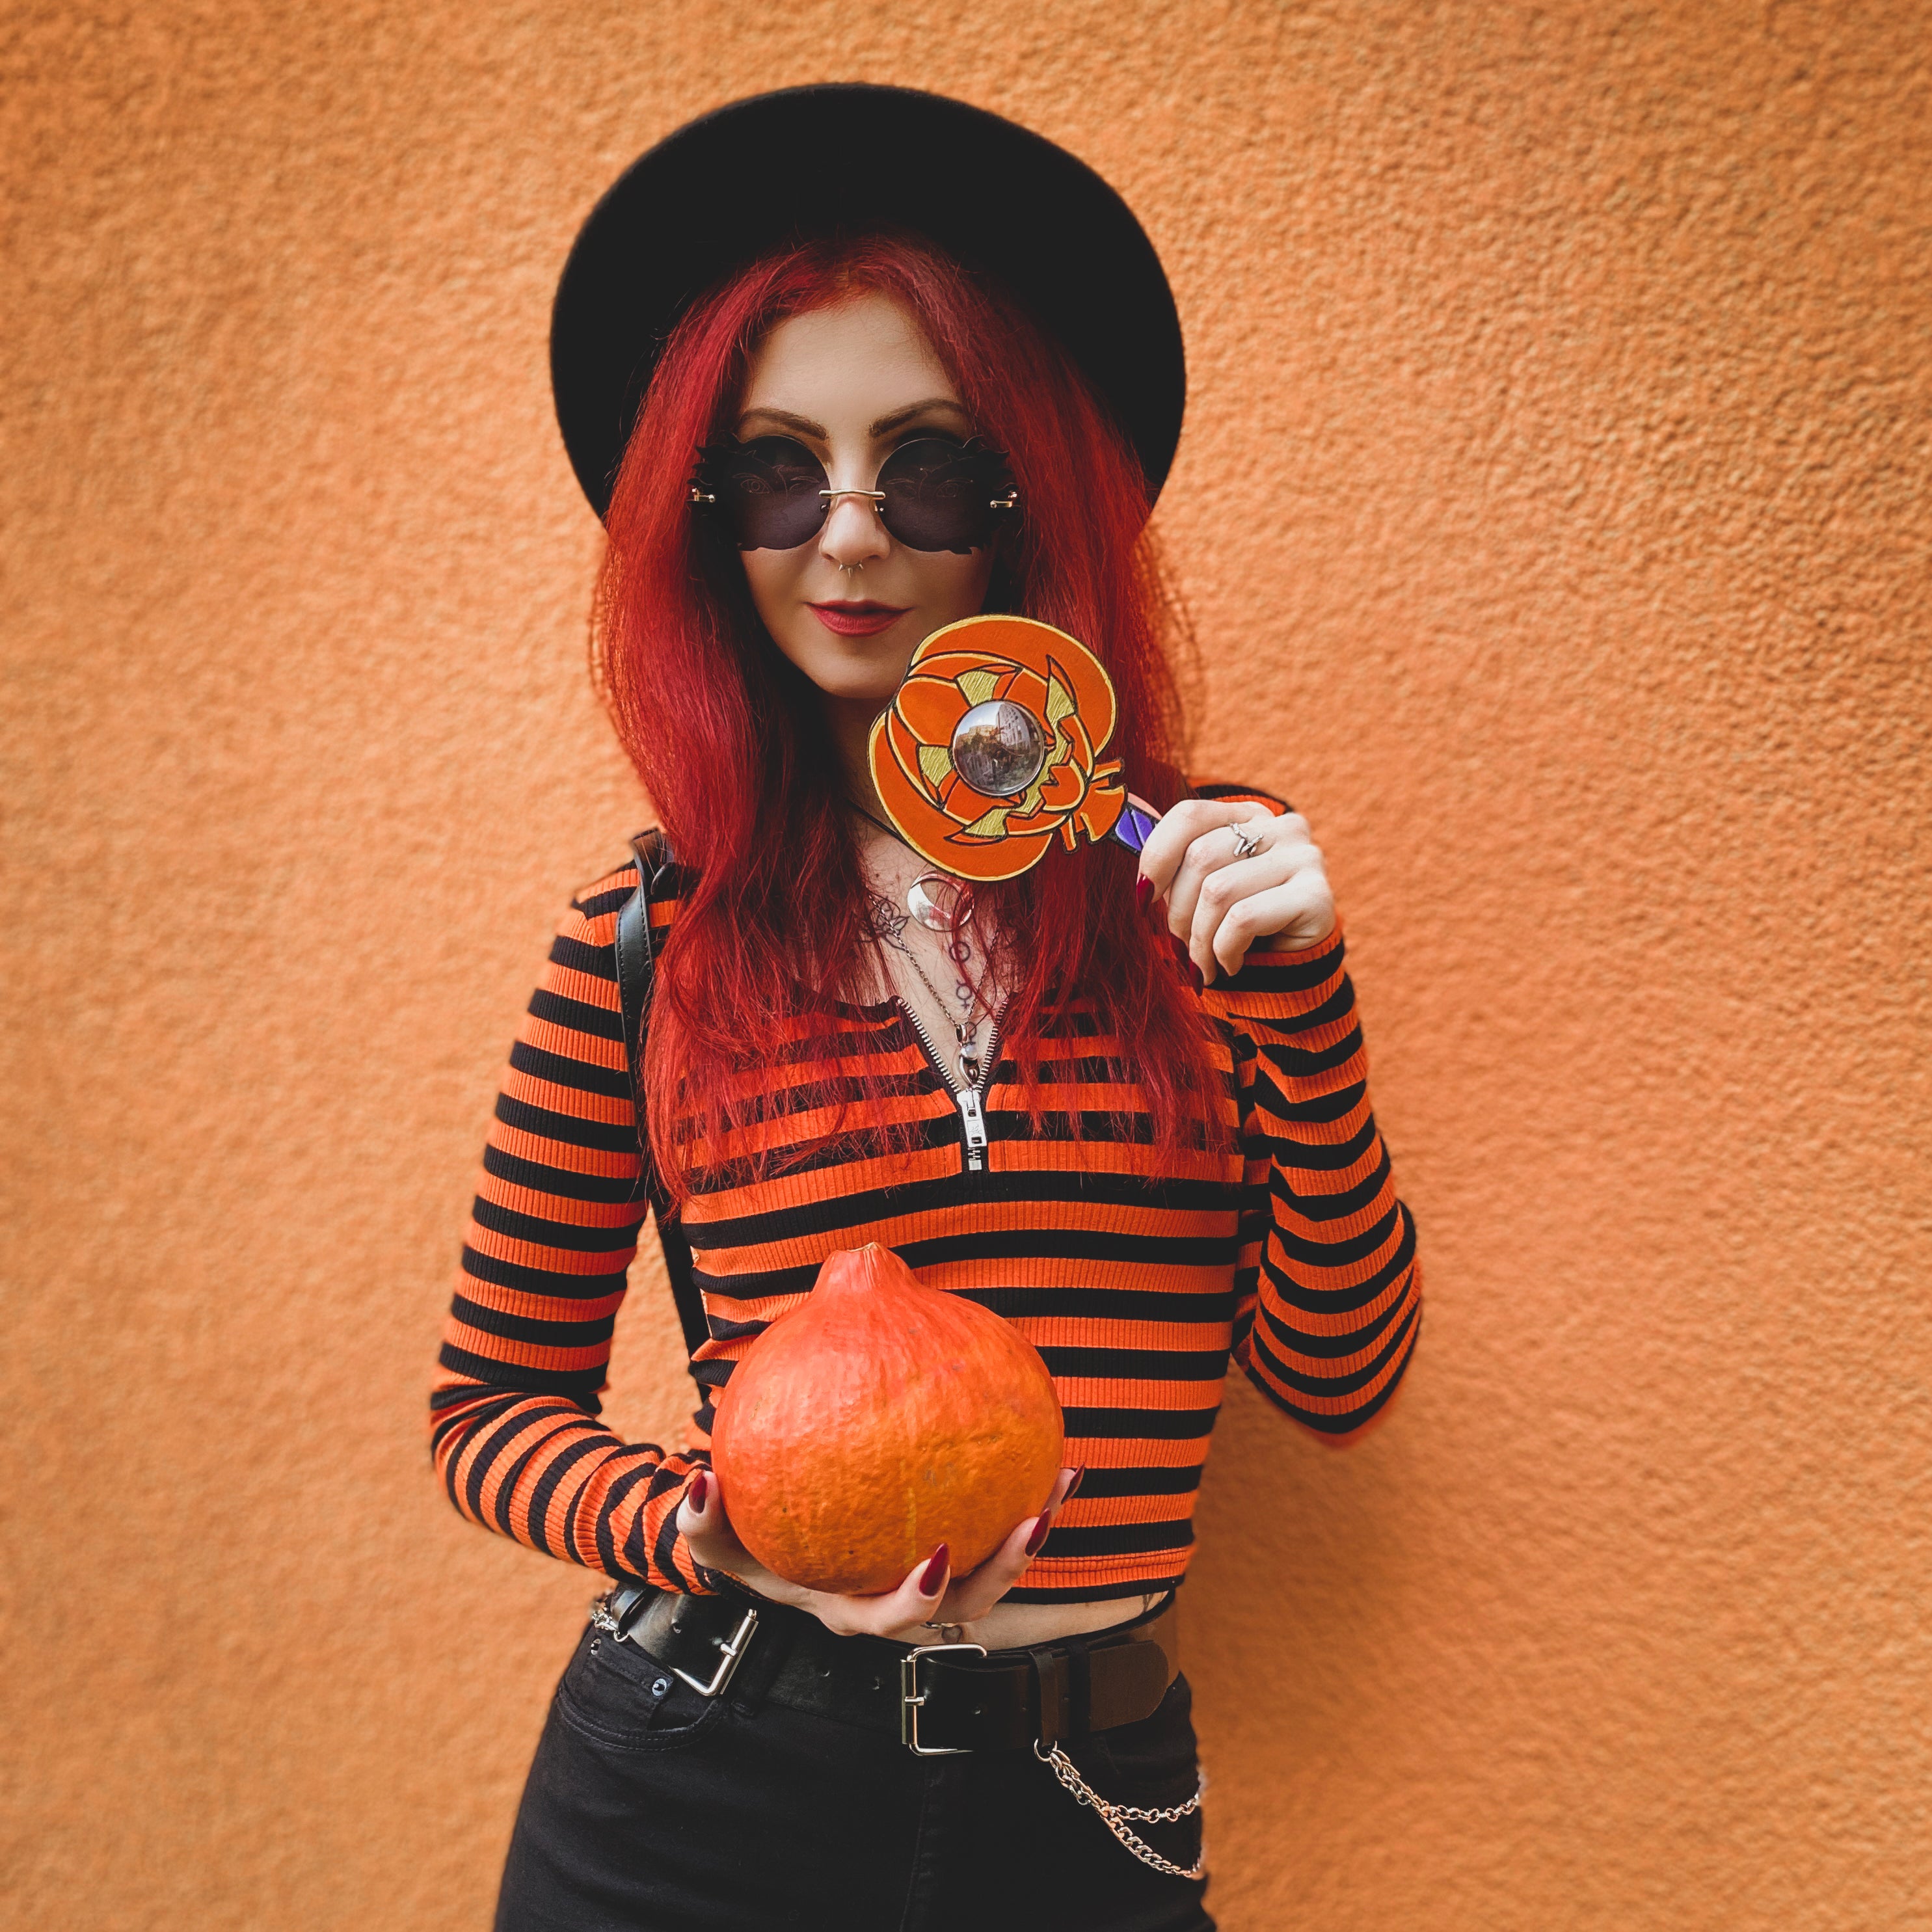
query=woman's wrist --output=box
[710,1558,779,1602]
[1256,919,1343,954]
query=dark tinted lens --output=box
[876,438,1006,553]
[716,437,828,550]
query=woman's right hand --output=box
[677,1466,1080,1643]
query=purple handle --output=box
[1107,796,1162,856]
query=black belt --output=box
[600,1581,1180,1756]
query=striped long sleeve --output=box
[432,815,1419,1601]
[431,866,714,1594]
[1208,922,1422,1436]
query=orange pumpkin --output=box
[709,1244,1065,1594]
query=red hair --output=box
[595,232,1222,1198]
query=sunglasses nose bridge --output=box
[817,486,894,567]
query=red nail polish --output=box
[1187,959,1203,993]
[1065,1468,1087,1501]
[919,1545,950,1596]
[1135,876,1154,910]
[1025,1514,1052,1556]
[686,1469,709,1512]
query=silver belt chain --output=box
[1034,1740,1207,1881]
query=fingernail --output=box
[1065,1468,1087,1501]
[1187,959,1203,992]
[1025,1514,1052,1556]
[686,1470,709,1513]
[1135,876,1153,910]
[919,1545,950,1596]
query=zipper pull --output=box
[954,1024,980,1090]
[956,1087,989,1173]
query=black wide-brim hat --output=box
[550,84,1185,522]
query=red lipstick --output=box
[809,601,908,637]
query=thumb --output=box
[677,1468,749,1569]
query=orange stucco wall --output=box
[5,4,1927,1926]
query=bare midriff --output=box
[926,1592,1162,1652]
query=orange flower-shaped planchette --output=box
[868,615,1128,882]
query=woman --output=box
[434,86,1421,1932]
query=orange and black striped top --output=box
[433,800,1420,1603]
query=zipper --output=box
[895,995,1006,1174]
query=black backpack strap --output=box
[613,831,712,1372]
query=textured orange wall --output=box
[5,4,1927,1927]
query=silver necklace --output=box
[855,794,1000,1089]
[848,802,976,933]
[903,945,989,1088]
[864,888,996,1086]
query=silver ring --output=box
[1229,820,1264,861]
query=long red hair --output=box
[595,232,1219,1198]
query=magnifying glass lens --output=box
[950,700,1048,797]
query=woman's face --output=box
[732,292,999,716]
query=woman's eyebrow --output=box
[869,398,971,436]
[735,399,970,438]
[735,406,826,437]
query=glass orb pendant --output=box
[907,872,974,933]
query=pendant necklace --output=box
[852,802,996,1088]
[849,803,977,937]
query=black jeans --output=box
[495,1617,1215,1932]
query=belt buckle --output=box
[900,1641,987,1756]
[667,1604,760,1698]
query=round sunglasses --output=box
[690,435,1018,554]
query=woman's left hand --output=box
[1137,801,1335,987]
[677,1466,1082,1644]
